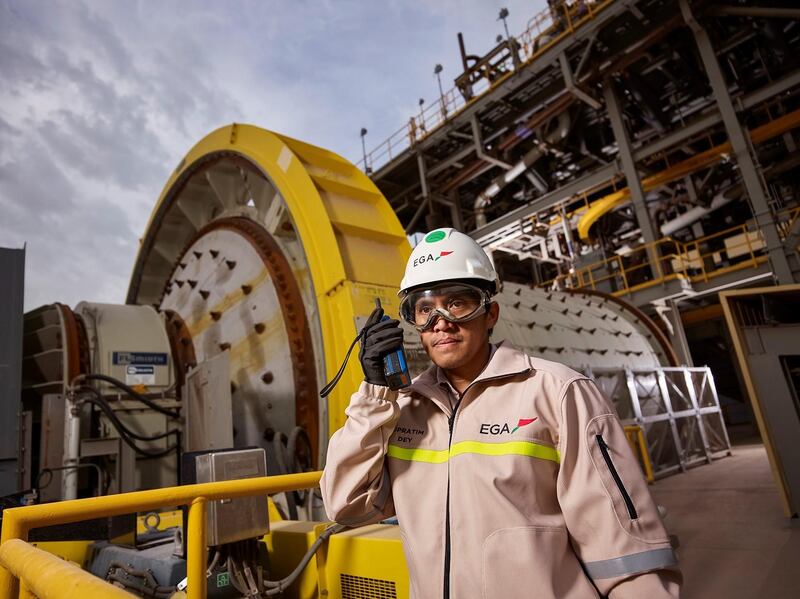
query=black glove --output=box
[359,305,404,386]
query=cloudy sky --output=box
[0,0,545,310]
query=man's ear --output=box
[487,301,500,330]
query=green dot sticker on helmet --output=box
[425,230,447,243]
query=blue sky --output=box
[0,0,546,309]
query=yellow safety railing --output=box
[0,471,322,599]
[360,0,616,172]
[624,425,655,483]
[544,206,800,296]
[0,539,135,599]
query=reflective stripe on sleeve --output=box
[584,548,678,580]
[387,440,560,464]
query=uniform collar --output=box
[409,341,533,412]
[467,340,531,385]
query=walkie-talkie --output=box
[375,298,412,390]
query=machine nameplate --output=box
[112,351,169,366]
[125,365,155,385]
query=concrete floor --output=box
[650,442,800,599]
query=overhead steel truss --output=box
[366,0,800,305]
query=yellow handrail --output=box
[0,471,322,599]
[0,539,136,599]
[544,206,800,296]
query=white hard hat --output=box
[399,228,500,295]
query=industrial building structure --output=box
[0,0,799,598]
[364,0,800,517]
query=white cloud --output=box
[0,0,545,310]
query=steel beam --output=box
[603,79,661,276]
[680,0,795,285]
[471,67,800,247]
[560,53,602,110]
[707,6,800,19]
[371,0,635,180]
[472,163,617,243]
[470,116,512,170]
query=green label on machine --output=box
[216,572,230,588]
[425,230,446,243]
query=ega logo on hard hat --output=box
[413,250,454,267]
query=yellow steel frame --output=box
[0,472,321,599]
[624,425,655,483]
[719,285,800,518]
[0,539,135,599]
[129,125,411,442]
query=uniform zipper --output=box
[595,435,638,520]
[443,396,462,599]
[438,363,530,598]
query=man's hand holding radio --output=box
[359,306,404,387]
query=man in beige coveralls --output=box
[321,228,681,598]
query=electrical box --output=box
[194,448,270,546]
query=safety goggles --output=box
[399,283,492,331]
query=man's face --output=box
[419,299,499,371]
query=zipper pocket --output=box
[595,434,638,520]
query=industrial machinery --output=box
[12,0,792,594]
[14,120,723,507]
[1,121,731,597]
[5,126,418,597]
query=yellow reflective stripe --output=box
[387,441,560,464]
[386,445,449,463]
[451,440,560,463]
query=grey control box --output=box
[194,448,269,546]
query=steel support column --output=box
[680,0,795,285]
[416,152,429,201]
[405,152,432,233]
[667,299,694,367]
[603,79,661,277]
[447,190,464,231]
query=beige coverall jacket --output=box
[321,341,681,598]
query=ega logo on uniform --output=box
[479,417,538,435]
